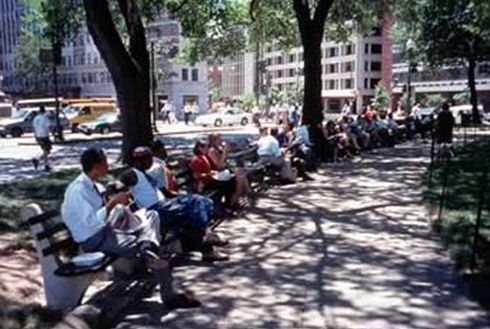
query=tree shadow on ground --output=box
[116,143,490,329]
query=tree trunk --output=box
[83,0,152,161]
[292,0,334,157]
[302,34,325,156]
[467,56,481,124]
[302,35,324,127]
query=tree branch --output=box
[312,0,334,33]
[249,0,260,21]
[82,0,136,82]
[293,0,312,40]
[117,0,149,73]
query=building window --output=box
[327,63,338,74]
[289,54,295,63]
[343,44,355,55]
[343,78,354,89]
[289,68,295,77]
[341,61,354,73]
[326,79,338,90]
[371,44,382,54]
[370,78,381,89]
[182,68,188,81]
[267,58,272,66]
[326,47,338,58]
[365,44,370,54]
[364,78,369,89]
[276,56,283,65]
[192,68,199,81]
[371,61,382,72]
[277,70,283,78]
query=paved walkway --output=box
[116,143,490,329]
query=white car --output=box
[195,108,252,127]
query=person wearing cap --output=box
[119,146,229,262]
[61,148,200,309]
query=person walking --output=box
[160,101,173,125]
[32,106,52,172]
[184,102,195,125]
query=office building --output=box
[392,47,490,111]
[0,0,24,92]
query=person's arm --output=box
[209,148,227,170]
[62,185,129,242]
[105,192,131,214]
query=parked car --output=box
[0,108,69,138]
[195,108,252,127]
[78,112,122,135]
[64,102,117,132]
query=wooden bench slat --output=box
[36,222,68,240]
[42,237,78,257]
[23,210,60,227]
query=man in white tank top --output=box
[119,147,229,262]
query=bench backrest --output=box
[21,204,79,265]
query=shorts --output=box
[36,137,52,153]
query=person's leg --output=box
[42,138,52,171]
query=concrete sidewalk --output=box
[116,143,490,329]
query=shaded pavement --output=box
[116,142,490,329]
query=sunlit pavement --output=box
[115,142,490,329]
[0,122,259,183]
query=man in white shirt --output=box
[61,148,200,309]
[32,106,52,171]
[160,101,173,125]
[256,127,295,182]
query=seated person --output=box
[189,140,237,209]
[61,148,199,309]
[147,140,179,197]
[255,127,296,182]
[207,133,253,203]
[119,147,228,262]
[270,127,313,181]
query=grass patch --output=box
[424,138,490,270]
[0,168,127,236]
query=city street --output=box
[0,122,259,183]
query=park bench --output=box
[20,203,153,312]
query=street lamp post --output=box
[150,41,158,133]
[405,38,416,115]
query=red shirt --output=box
[189,155,213,191]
